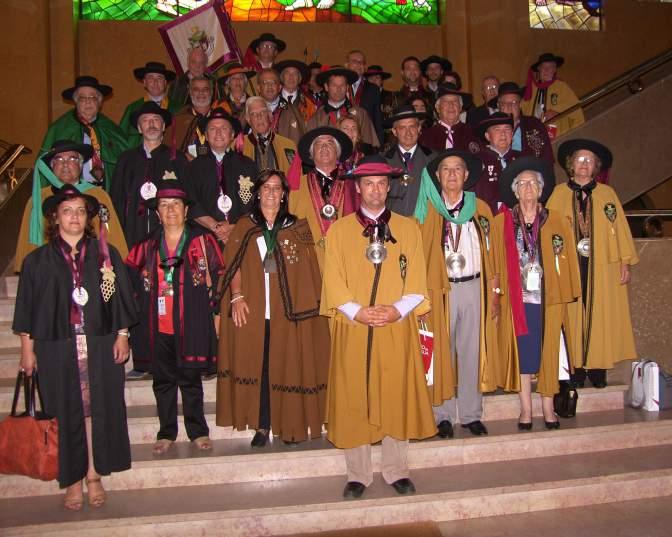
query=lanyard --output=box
[159,231,187,289]
[60,240,88,290]
[519,209,541,263]
[262,219,281,255]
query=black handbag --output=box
[554,380,579,418]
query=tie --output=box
[402,152,413,172]
[445,127,454,149]
[287,95,294,104]
[258,134,268,152]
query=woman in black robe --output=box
[13,184,138,510]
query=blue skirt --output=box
[517,303,542,374]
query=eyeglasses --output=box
[498,100,520,107]
[575,156,595,163]
[259,80,279,87]
[258,43,277,50]
[53,156,81,164]
[76,95,99,103]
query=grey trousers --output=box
[344,436,409,486]
[433,276,483,425]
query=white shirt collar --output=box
[282,89,298,100]
[267,96,280,112]
[327,99,346,109]
[361,205,386,220]
[211,149,228,162]
[489,145,510,158]
[315,167,336,178]
[398,144,418,157]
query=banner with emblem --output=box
[158,0,241,76]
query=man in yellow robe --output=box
[321,155,436,500]
[521,53,584,139]
[14,140,127,273]
[290,127,357,271]
[547,139,638,387]
[414,149,500,438]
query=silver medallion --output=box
[445,251,466,274]
[321,203,336,219]
[577,238,591,258]
[217,193,233,215]
[140,181,157,200]
[400,174,413,187]
[72,287,89,306]
[263,252,277,273]
[366,241,387,265]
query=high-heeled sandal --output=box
[85,477,106,508]
[63,483,84,511]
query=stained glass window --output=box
[78,0,439,24]
[529,0,602,31]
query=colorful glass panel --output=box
[529,0,602,31]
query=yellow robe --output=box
[289,173,351,272]
[546,183,638,370]
[494,209,582,396]
[14,186,128,273]
[320,213,437,448]
[522,79,584,137]
[416,199,500,403]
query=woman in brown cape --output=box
[216,169,330,446]
[494,157,581,430]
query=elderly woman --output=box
[216,170,330,447]
[495,157,581,430]
[13,184,137,509]
[125,180,224,455]
[214,64,255,130]
[546,139,638,389]
[338,114,373,174]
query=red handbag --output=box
[0,371,58,481]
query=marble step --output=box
[1,443,671,536]
[0,347,20,378]
[0,298,15,322]
[0,276,18,299]
[0,369,627,414]
[0,322,19,349]
[1,408,669,498]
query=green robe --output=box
[41,110,128,191]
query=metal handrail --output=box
[544,47,672,125]
[625,209,672,217]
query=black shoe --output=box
[250,429,269,447]
[391,478,416,495]
[575,380,585,389]
[462,420,488,436]
[343,481,366,499]
[591,380,607,389]
[544,420,560,430]
[283,440,299,447]
[517,422,533,431]
[437,420,454,439]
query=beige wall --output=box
[2,0,672,165]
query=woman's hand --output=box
[19,350,37,376]
[113,335,130,364]
[232,298,249,327]
[620,264,631,285]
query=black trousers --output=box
[153,333,209,441]
[258,320,271,431]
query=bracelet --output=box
[117,330,130,337]
[491,287,503,296]
[230,295,245,304]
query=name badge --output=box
[158,296,167,316]
[188,144,197,158]
[526,270,541,292]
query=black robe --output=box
[12,239,138,488]
[110,144,188,249]
[125,224,224,372]
[185,151,258,224]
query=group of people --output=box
[12,33,638,510]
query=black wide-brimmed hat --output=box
[531,52,565,71]
[427,149,483,191]
[41,140,93,167]
[250,33,286,53]
[420,55,452,74]
[435,83,473,109]
[274,59,310,83]
[557,138,613,175]
[62,76,112,101]
[383,104,427,129]
[130,101,173,130]
[133,61,176,82]
[340,154,404,180]
[144,180,193,209]
[42,184,100,218]
[487,81,525,109]
[298,127,353,167]
[205,107,242,136]
[315,65,358,86]
[364,65,391,80]
[476,111,514,140]
[498,156,556,209]
[308,62,322,70]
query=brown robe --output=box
[216,216,330,442]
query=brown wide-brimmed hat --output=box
[364,65,392,80]
[133,61,176,82]
[274,59,310,84]
[42,184,100,218]
[427,149,483,191]
[62,76,112,101]
[476,111,514,141]
[498,156,556,209]
[383,104,427,129]
[297,126,353,167]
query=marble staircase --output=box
[0,275,670,536]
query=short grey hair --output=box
[309,135,342,160]
[245,96,270,118]
[435,94,463,111]
[512,170,544,197]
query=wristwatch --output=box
[491,287,503,295]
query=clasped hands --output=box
[354,305,401,327]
